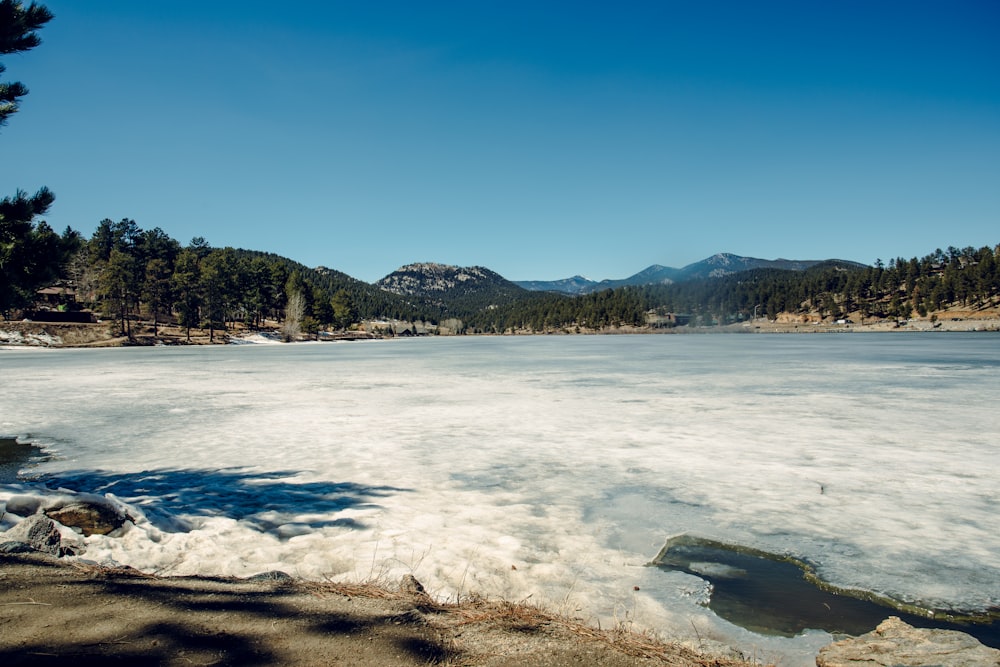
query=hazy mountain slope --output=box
[516,253,866,294]
[513,275,598,294]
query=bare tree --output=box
[281,290,304,342]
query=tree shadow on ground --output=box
[30,467,411,535]
[0,554,458,666]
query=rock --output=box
[3,494,42,516]
[59,542,86,557]
[0,541,38,554]
[817,616,1000,667]
[399,574,430,599]
[44,500,128,536]
[2,514,62,555]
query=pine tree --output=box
[172,249,202,341]
[1,0,52,124]
[0,1,57,318]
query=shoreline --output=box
[2,314,999,349]
[0,551,754,666]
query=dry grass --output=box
[302,581,768,666]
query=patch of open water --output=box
[653,535,1000,647]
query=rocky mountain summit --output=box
[374,263,533,317]
[376,263,513,297]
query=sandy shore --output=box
[0,552,755,666]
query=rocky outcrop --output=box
[375,263,527,308]
[376,263,500,296]
[817,616,1000,666]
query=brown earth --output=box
[0,321,237,347]
[753,302,1000,333]
[0,553,755,667]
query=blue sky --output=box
[2,1,998,283]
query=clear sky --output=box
[2,1,998,283]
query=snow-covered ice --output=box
[2,334,998,666]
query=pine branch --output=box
[0,1,55,55]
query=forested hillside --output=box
[5,217,443,339]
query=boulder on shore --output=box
[2,513,63,555]
[816,616,1000,667]
[3,494,43,516]
[44,500,129,536]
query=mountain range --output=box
[511,253,860,295]
[375,253,866,299]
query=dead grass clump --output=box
[403,591,764,666]
[305,580,404,601]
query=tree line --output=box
[459,246,1000,332]
[64,218,398,340]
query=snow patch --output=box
[0,328,62,347]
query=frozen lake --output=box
[2,334,998,665]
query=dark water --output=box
[0,437,47,484]
[654,537,1000,648]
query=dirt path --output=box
[0,553,752,666]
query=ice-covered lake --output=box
[2,334,998,665]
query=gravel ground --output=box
[0,553,754,667]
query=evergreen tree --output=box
[142,257,173,338]
[0,2,57,318]
[172,249,201,341]
[0,187,55,316]
[199,249,237,342]
[98,248,137,337]
[311,285,334,326]
[330,289,356,330]
[0,0,52,125]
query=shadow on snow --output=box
[32,467,411,535]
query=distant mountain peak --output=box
[707,252,739,264]
[512,275,600,295]
[515,253,863,295]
